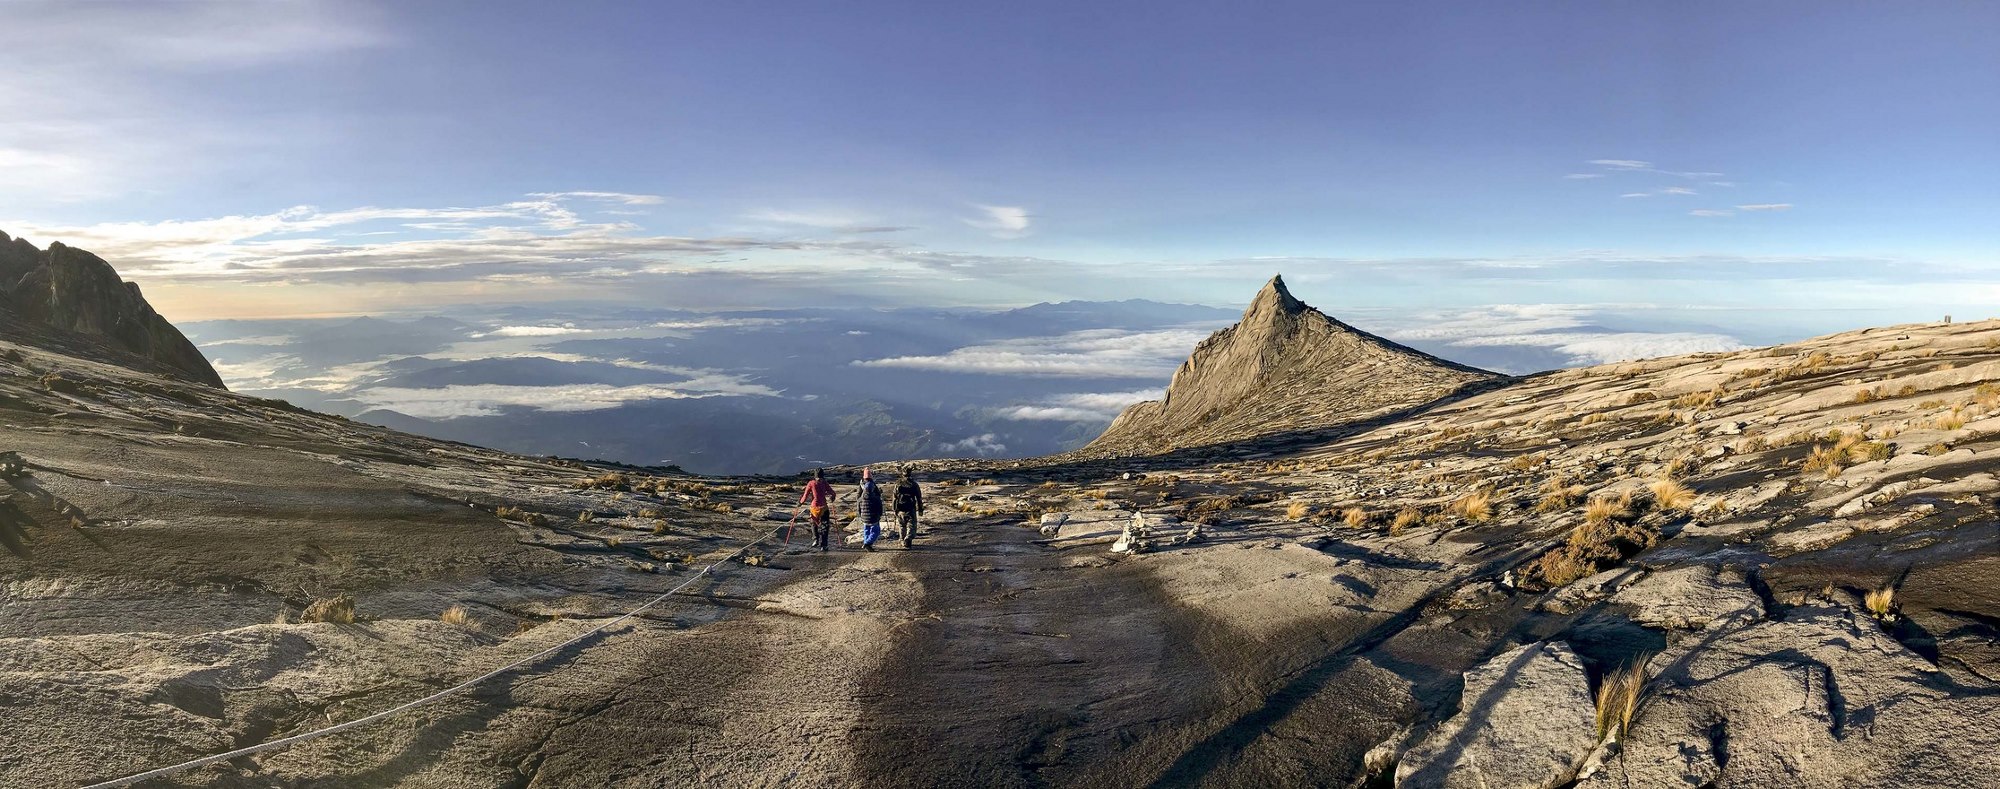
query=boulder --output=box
[1609,565,1762,631]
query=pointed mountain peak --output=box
[1245,274,1307,320]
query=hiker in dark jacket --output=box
[894,468,924,549]
[857,467,885,551]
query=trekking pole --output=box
[783,504,803,544]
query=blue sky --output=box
[0,1,1995,345]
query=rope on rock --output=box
[81,526,780,789]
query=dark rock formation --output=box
[0,230,224,388]
[1087,274,1493,453]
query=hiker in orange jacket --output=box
[800,468,835,551]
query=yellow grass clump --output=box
[1864,585,1896,618]
[1390,507,1423,535]
[441,605,471,625]
[302,595,356,624]
[1342,507,1370,528]
[1672,387,1723,410]
[1449,489,1494,522]
[1648,479,1694,511]
[1534,479,1586,513]
[1596,657,1652,742]
[1285,501,1312,521]
[1584,494,1628,525]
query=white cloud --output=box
[1620,193,1651,199]
[351,375,779,419]
[939,433,1008,456]
[650,317,796,330]
[854,326,1219,378]
[1446,331,1747,365]
[1378,304,1747,366]
[987,389,1161,422]
[1659,186,1697,196]
[1589,159,1654,170]
[965,204,1032,238]
[481,324,590,337]
[1563,173,1605,180]
[1736,203,1793,212]
[526,191,665,206]
[1689,209,1734,217]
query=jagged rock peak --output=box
[1084,274,1495,454]
[0,230,226,388]
[1245,274,1307,320]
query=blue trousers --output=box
[861,519,882,547]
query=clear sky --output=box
[1,1,1995,337]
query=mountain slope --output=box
[0,231,224,388]
[1087,275,1494,453]
[2,277,1997,787]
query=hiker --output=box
[799,468,835,551]
[894,467,924,549]
[857,467,885,551]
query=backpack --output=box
[894,480,919,511]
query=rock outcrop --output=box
[1086,275,1493,453]
[0,230,224,388]
[1396,642,1600,789]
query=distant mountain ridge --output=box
[0,230,224,388]
[1087,275,1495,453]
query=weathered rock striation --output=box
[1086,275,1493,454]
[0,231,224,388]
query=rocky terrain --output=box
[1,263,1996,787]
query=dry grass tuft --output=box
[1390,507,1423,535]
[1672,387,1723,410]
[1852,387,1880,404]
[1341,506,1370,528]
[1595,656,1652,742]
[1864,585,1896,618]
[1648,479,1695,511]
[441,605,471,626]
[1285,501,1313,521]
[1584,494,1628,525]
[302,594,357,624]
[1662,453,1698,479]
[1534,479,1586,513]
[1624,390,1659,405]
[1802,445,1846,478]
[1449,488,1494,522]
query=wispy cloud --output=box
[987,389,1161,422]
[351,375,779,419]
[0,1,386,202]
[1563,173,1605,180]
[938,433,1008,456]
[855,326,1219,377]
[1689,209,1734,217]
[1619,192,1652,199]
[743,207,912,234]
[965,204,1033,238]
[1589,159,1654,170]
[526,191,666,206]
[1378,304,1748,367]
[1659,186,1698,196]
[1736,203,1793,212]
